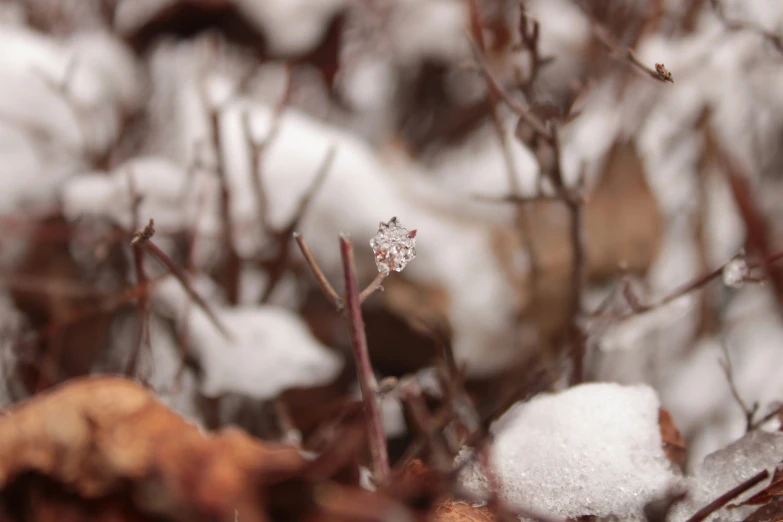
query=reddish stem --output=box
[339,234,389,484]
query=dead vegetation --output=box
[2,0,783,521]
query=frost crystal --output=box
[370,217,416,275]
[722,257,749,289]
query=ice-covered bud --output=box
[722,256,749,289]
[370,217,416,275]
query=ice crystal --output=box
[370,217,416,275]
[723,257,749,289]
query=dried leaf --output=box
[433,499,497,522]
[659,408,686,469]
[743,497,783,522]
[0,376,306,520]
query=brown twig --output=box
[259,146,337,303]
[359,272,387,304]
[126,173,152,379]
[720,148,783,315]
[750,403,783,430]
[200,78,242,304]
[292,232,342,310]
[684,469,769,522]
[474,193,560,205]
[466,34,551,138]
[340,234,390,484]
[131,220,232,341]
[592,248,783,325]
[469,23,588,383]
[719,340,758,432]
[590,23,675,83]
[398,379,451,471]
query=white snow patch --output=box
[460,383,679,520]
[669,430,783,522]
[153,277,343,400]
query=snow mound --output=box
[152,277,343,400]
[669,430,783,522]
[461,383,679,520]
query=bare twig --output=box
[591,23,675,83]
[340,234,389,484]
[398,379,451,471]
[126,172,152,379]
[685,469,769,522]
[359,272,387,304]
[720,148,783,315]
[132,220,232,341]
[466,34,551,138]
[750,403,783,430]
[474,193,560,205]
[292,232,342,310]
[719,340,758,432]
[468,23,588,383]
[260,146,336,303]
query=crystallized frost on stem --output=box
[370,217,417,276]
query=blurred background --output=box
[1,0,783,471]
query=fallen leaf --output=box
[743,497,783,522]
[433,499,497,522]
[0,376,307,521]
[659,408,687,470]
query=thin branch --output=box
[201,81,242,305]
[750,403,783,430]
[289,147,336,229]
[466,34,551,138]
[359,272,387,304]
[260,146,336,303]
[132,220,233,341]
[592,248,783,324]
[340,234,389,484]
[591,23,674,83]
[474,193,560,205]
[126,171,152,379]
[292,232,343,310]
[719,340,758,432]
[685,469,769,522]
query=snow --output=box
[460,383,679,520]
[152,277,343,400]
[0,25,141,213]
[237,0,348,56]
[669,430,783,522]
[61,156,218,233]
[216,100,521,376]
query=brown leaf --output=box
[520,139,664,349]
[0,376,307,521]
[743,497,783,522]
[433,499,497,522]
[659,408,687,470]
[585,140,664,282]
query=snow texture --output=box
[152,277,343,400]
[669,430,783,522]
[0,25,140,213]
[460,383,678,520]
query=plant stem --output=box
[293,232,343,310]
[359,272,387,304]
[339,234,389,484]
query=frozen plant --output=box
[369,217,417,275]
